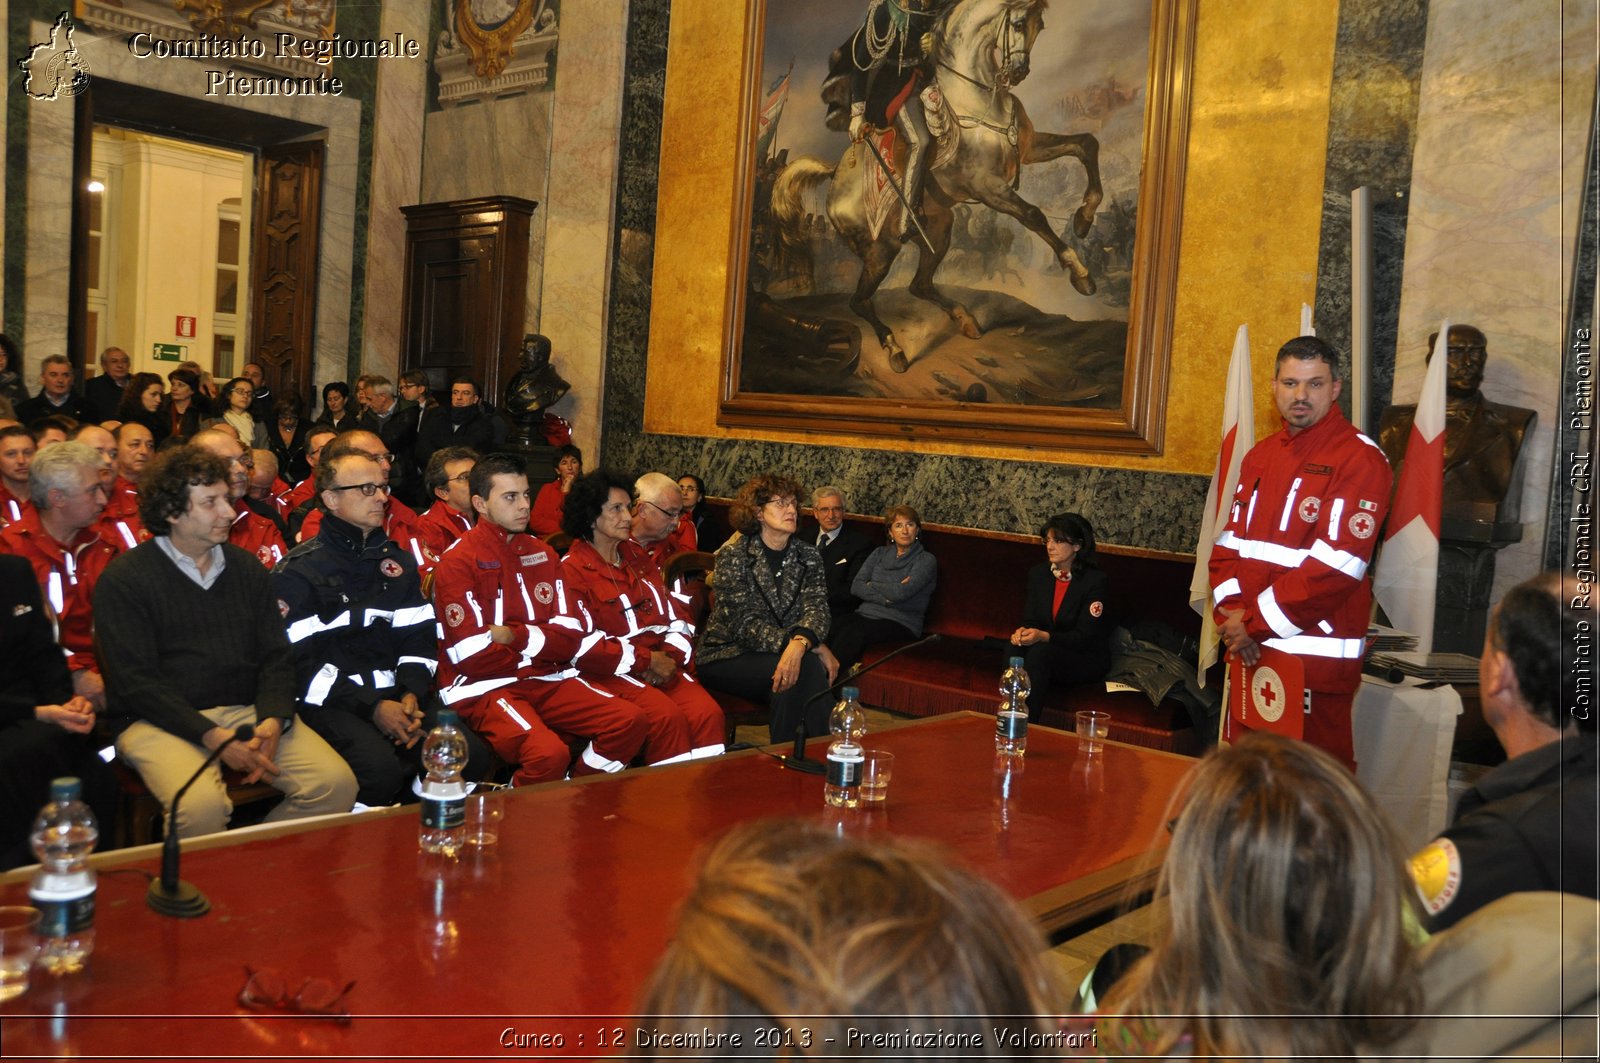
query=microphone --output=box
[147,724,255,918]
[774,634,942,775]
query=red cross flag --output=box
[1372,322,1449,652]
[1227,644,1305,741]
[1190,324,1255,685]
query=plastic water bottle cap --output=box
[49,777,82,801]
[436,710,459,727]
[1008,656,1024,668]
[842,686,859,701]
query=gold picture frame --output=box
[715,0,1198,454]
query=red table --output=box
[0,714,1192,1059]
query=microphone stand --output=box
[147,724,254,918]
[771,633,942,775]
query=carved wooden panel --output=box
[251,140,323,410]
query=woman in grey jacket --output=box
[827,505,937,671]
[697,472,840,743]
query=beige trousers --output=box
[115,705,357,839]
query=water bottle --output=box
[996,655,1030,756]
[419,710,468,856]
[29,777,97,974]
[823,686,866,808]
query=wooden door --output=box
[251,140,323,412]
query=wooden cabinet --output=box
[400,196,537,406]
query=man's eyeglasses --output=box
[635,499,682,521]
[328,482,391,497]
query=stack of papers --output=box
[1367,652,1480,684]
[1367,623,1419,653]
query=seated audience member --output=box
[191,429,288,567]
[273,450,489,806]
[297,431,435,572]
[1093,732,1423,1058]
[353,374,376,415]
[16,354,90,425]
[115,372,168,444]
[247,449,292,522]
[0,442,117,710]
[636,820,1065,1054]
[176,359,220,404]
[0,555,118,870]
[162,368,208,441]
[808,484,872,623]
[561,471,725,761]
[0,334,21,407]
[697,473,838,744]
[0,425,34,527]
[678,473,728,552]
[1010,513,1111,713]
[30,416,73,449]
[1409,572,1597,930]
[826,504,937,671]
[69,423,118,490]
[100,421,155,550]
[529,444,582,539]
[283,425,338,533]
[356,377,421,507]
[416,376,496,471]
[267,398,310,484]
[241,362,275,424]
[219,376,269,449]
[630,471,696,566]
[83,346,132,423]
[316,381,357,433]
[431,454,652,786]
[417,446,478,555]
[94,446,357,839]
[397,369,436,421]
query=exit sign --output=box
[152,343,187,363]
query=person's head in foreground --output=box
[1097,730,1422,1058]
[635,819,1064,1058]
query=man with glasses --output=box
[296,431,437,576]
[417,446,479,555]
[807,485,872,623]
[273,451,489,806]
[630,472,696,567]
[0,442,119,711]
[191,428,288,568]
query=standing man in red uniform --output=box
[431,454,660,786]
[1208,336,1392,769]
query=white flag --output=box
[1373,322,1448,652]
[1190,324,1255,683]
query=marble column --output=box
[1392,0,1597,603]
[360,2,430,380]
[538,0,631,463]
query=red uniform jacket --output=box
[96,476,149,552]
[300,496,438,576]
[0,511,118,672]
[528,480,567,539]
[561,538,698,676]
[638,517,698,569]
[431,521,637,709]
[0,482,32,530]
[231,500,288,568]
[416,501,472,557]
[282,476,317,513]
[1209,408,1392,692]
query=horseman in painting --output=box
[782,0,1102,373]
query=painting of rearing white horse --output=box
[722,0,1195,453]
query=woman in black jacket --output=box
[1010,512,1112,715]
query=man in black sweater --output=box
[94,445,356,838]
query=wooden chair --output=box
[112,760,282,848]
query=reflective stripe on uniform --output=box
[1257,585,1302,639]
[391,604,435,627]
[447,631,495,664]
[581,742,626,773]
[305,662,340,706]
[398,654,438,674]
[287,610,351,644]
[1213,577,1242,602]
[1262,634,1364,659]
[1214,531,1309,570]
[1309,538,1367,579]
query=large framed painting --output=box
[717,0,1197,453]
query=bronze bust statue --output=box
[1378,324,1537,526]
[503,333,571,449]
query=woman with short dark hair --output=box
[697,472,838,743]
[316,381,356,432]
[1009,512,1111,711]
[530,443,582,538]
[162,368,208,442]
[219,376,269,449]
[676,473,727,552]
[559,471,726,761]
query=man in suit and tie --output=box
[807,485,872,624]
